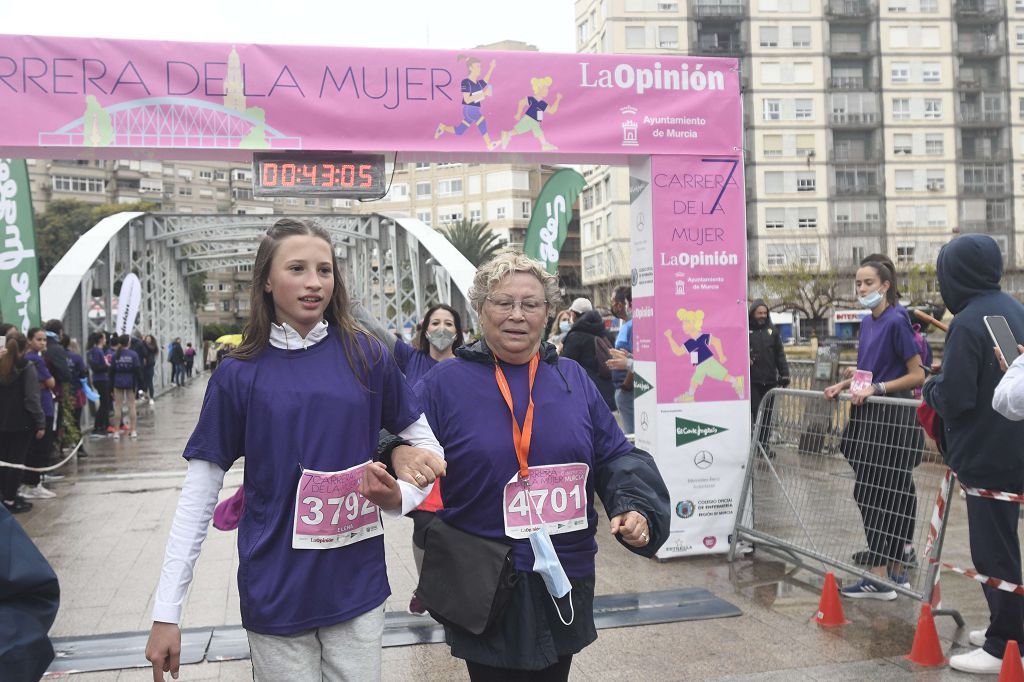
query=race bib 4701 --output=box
[503,463,589,540]
[292,462,383,550]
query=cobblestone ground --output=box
[13,371,1001,680]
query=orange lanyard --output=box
[494,353,540,481]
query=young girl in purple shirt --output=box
[145,219,446,681]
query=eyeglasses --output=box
[485,296,548,316]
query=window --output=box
[470,209,481,222]
[437,178,463,196]
[416,209,432,226]
[794,99,813,120]
[791,26,811,48]
[793,63,813,84]
[891,63,910,83]
[53,176,105,193]
[658,25,678,48]
[1018,0,1024,11]
[304,199,319,207]
[416,181,431,198]
[895,170,914,191]
[924,98,942,119]
[925,133,944,155]
[759,26,779,48]
[889,0,907,12]
[415,162,431,169]
[926,169,945,191]
[1019,28,1024,47]
[389,183,408,199]
[496,206,507,220]
[438,208,464,224]
[852,246,866,264]
[177,186,192,196]
[763,171,784,193]
[214,171,228,181]
[763,99,781,121]
[890,27,908,49]
[198,170,213,181]
[892,98,910,120]
[795,134,815,156]
[922,63,941,83]
[763,135,783,157]
[896,245,915,265]
[927,205,946,226]
[921,27,940,49]
[799,244,819,266]
[520,200,531,219]
[765,208,785,229]
[767,245,787,266]
[625,26,646,49]
[797,207,817,229]
[796,172,815,192]
[761,63,781,84]
[177,168,193,180]
[894,134,913,155]
[920,0,937,11]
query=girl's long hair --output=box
[415,304,465,356]
[861,260,899,308]
[0,331,27,383]
[231,218,375,385]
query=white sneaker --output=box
[969,629,986,647]
[130,431,138,439]
[949,647,1003,674]
[113,432,120,440]
[149,399,154,406]
[20,484,57,500]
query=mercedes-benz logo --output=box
[640,412,649,431]
[693,450,714,469]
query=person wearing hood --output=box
[560,299,617,411]
[0,332,45,514]
[748,300,790,454]
[412,251,669,681]
[923,233,1024,674]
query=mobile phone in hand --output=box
[984,315,1020,366]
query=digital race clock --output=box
[252,152,387,198]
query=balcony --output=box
[955,0,1006,22]
[961,183,1010,196]
[692,2,746,19]
[956,37,1005,56]
[691,41,746,57]
[960,147,1010,162]
[958,107,1009,126]
[833,220,883,236]
[828,39,876,56]
[828,76,871,90]
[957,74,1008,90]
[826,0,873,20]
[958,218,1011,234]
[830,147,882,163]
[829,111,880,128]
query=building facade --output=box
[576,0,1024,304]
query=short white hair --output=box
[469,250,562,316]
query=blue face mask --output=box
[559,320,570,333]
[530,526,575,624]
[858,289,883,309]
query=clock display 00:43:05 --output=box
[259,161,376,189]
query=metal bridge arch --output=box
[40,212,475,393]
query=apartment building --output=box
[575,0,1024,304]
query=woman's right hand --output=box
[842,366,855,380]
[823,384,843,401]
[145,622,181,681]
[35,429,44,440]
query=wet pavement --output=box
[13,372,1004,680]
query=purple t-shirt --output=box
[391,340,438,388]
[416,355,633,577]
[684,333,713,364]
[461,78,487,107]
[87,347,110,384]
[111,349,141,390]
[182,328,421,635]
[26,351,54,417]
[857,305,921,383]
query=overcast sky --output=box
[5,0,577,53]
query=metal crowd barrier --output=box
[730,388,961,622]
[787,359,855,391]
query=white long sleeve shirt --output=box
[152,322,443,624]
[993,352,1024,421]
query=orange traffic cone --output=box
[904,604,946,667]
[812,572,849,627]
[999,640,1024,681]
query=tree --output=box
[436,218,506,267]
[757,264,853,337]
[35,199,158,280]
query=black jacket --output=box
[923,234,1024,488]
[453,338,671,557]
[560,310,616,411]
[0,505,60,682]
[0,362,45,432]
[43,336,71,385]
[748,300,790,385]
[169,342,185,365]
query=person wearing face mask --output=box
[748,300,790,456]
[823,261,925,601]
[547,310,573,352]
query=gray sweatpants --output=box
[246,605,384,681]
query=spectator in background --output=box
[748,300,790,455]
[609,286,634,434]
[206,341,218,373]
[560,298,617,412]
[62,337,89,458]
[924,234,1024,674]
[546,309,573,352]
[184,342,196,378]
[169,338,185,387]
[0,331,45,514]
[142,335,158,404]
[87,332,112,437]
[22,328,57,501]
[111,334,142,440]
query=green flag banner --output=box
[0,159,41,333]
[523,168,586,274]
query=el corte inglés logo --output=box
[675,417,727,447]
[633,372,653,398]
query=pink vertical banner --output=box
[649,155,748,404]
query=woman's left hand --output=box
[359,462,402,511]
[850,384,874,406]
[610,510,650,548]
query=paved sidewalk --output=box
[14,373,1003,680]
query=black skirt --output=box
[446,572,597,671]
